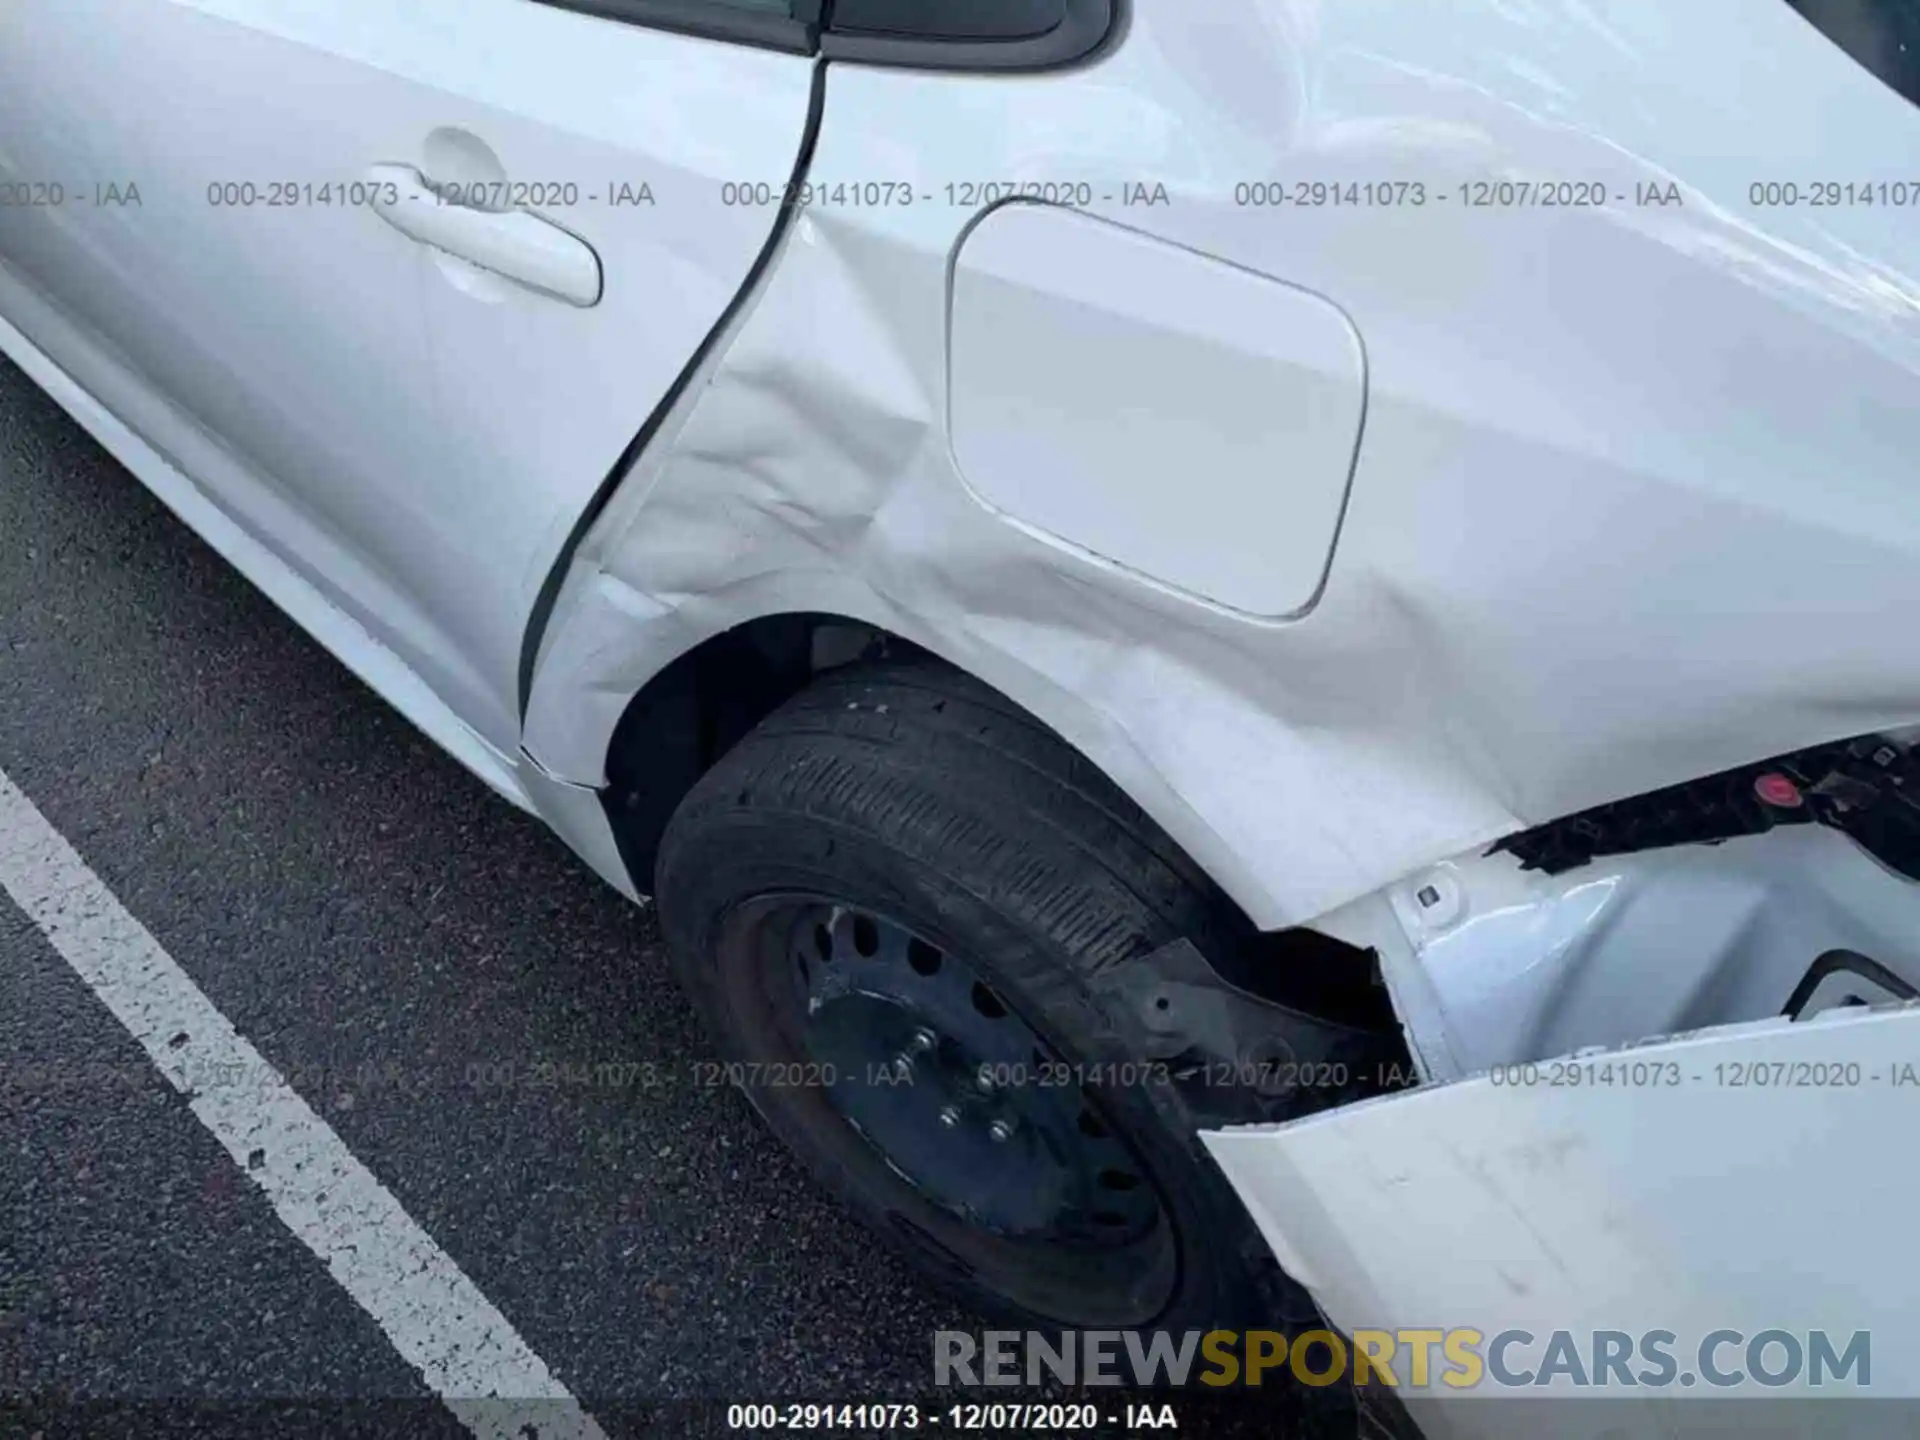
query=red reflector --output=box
[1754,773,1804,808]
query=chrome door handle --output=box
[365,163,602,308]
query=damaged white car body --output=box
[6,0,1920,1402]
[526,0,1920,1384]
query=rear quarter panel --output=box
[525,0,1920,929]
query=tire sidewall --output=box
[660,806,1282,1336]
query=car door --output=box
[0,0,817,775]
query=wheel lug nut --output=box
[975,1065,995,1093]
[938,1105,961,1128]
[910,1028,937,1053]
[988,1118,1014,1143]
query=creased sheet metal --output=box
[525,0,1920,929]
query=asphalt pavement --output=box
[0,356,1328,1438]
[0,352,981,1430]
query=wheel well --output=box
[599,613,894,896]
[599,612,1396,1030]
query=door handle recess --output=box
[365,163,602,308]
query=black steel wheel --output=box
[783,900,1162,1246]
[655,657,1315,1332]
[724,893,1177,1323]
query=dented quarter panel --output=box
[525,0,1920,928]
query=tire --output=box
[654,657,1314,1334]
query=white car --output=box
[6,0,1920,1394]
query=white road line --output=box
[0,765,608,1440]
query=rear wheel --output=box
[654,658,1312,1331]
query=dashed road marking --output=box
[0,764,607,1440]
